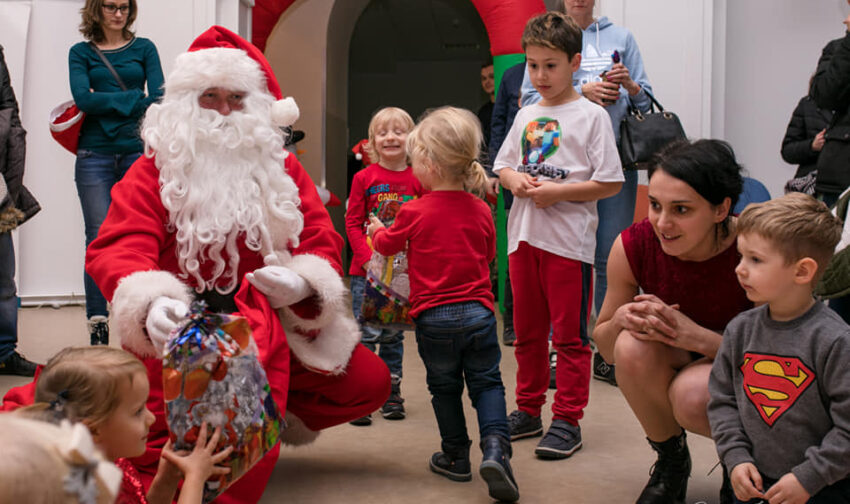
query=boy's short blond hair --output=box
[365,107,415,165]
[521,11,582,59]
[737,193,842,282]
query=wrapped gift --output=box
[162,302,283,502]
[359,248,414,330]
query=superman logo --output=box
[740,353,815,427]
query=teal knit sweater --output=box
[68,37,163,154]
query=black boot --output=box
[479,435,520,502]
[430,440,472,482]
[637,431,691,504]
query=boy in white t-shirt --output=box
[492,11,624,460]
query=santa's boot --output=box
[637,430,691,504]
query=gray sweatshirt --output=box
[708,302,850,495]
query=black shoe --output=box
[507,409,543,441]
[88,316,109,346]
[637,431,691,504]
[502,325,516,346]
[349,414,372,426]
[430,444,472,482]
[549,350,557,389]
[592,351,617,386]
[479,435,520,502]
[380,393,406,420]
[0,351,37,376]
[534,419,582,459]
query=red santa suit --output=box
[82,26,389,504]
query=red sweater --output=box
[371,191,495,317]
[345,163,424,276]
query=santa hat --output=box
[167,25,299,127]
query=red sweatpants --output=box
[509,242,592,425]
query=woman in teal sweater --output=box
[69,0,163,345]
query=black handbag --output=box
[619,89,686,170]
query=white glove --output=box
[246,265,314,309]
[145,296,188,355]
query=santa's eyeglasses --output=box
[102,3,130,14]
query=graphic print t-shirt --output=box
[492,97,622,263]
[345,163,424,275]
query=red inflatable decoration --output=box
[252,0,545,57]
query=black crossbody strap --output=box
[89,41,128,91]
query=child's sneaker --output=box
[349,414,372,426]
[429,449,472,482]
[534,419,582,459]
[380,393,405,419]
[507,410,543,441]
[592,351,617,386]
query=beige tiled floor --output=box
[2,305,725,503]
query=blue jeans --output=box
[414,302,510,452]
[75,150,141,318]
[0,233,18,361]
[594,170,638,313]
[350,275,404,378]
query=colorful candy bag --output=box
[359,248,414,330]
[163,302,283,502]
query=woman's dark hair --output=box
[79,0,137,43]
[648,139,744,237]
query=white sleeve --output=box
[492,109,523,173]
[587,106,625,183]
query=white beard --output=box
[141,91,304,294]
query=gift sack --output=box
[49,100,85,154]
[163,302,283,503]
[359,247,414,330]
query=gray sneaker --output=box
[507,409,543,441]
[534,419,582,459]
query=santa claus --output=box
[83,26,390,503]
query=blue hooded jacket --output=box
[520,16,652,143]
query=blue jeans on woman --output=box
[349,275,404,378]
[594,169,638,313]
[0,232,18,362]
[414,301,510,453]
[75,150,141,318]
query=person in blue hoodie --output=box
[520,0,652,387]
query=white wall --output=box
[722,0,847,197]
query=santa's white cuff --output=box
[277,253,360,375]
[111,270,194,358]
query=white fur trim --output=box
[280,411,320,446]
[167,48,266,98]
[277,254,361,374]
[271,97,299,127]
[110,270,193,358]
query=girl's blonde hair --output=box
[0,415,118,504]
[365,107,415,164]
[32,346,147,428]
[406,106,489,197]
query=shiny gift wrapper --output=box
[163,302,283,503]
[359,249,414,330]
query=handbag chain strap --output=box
[89,42,128,91]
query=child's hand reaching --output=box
[161,423,233,503]
[499,168,539,198]
[730,463,765,502]
[366,214,385,237]
[763,472,810,504]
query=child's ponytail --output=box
[464,160,490,199]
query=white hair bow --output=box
[57,421,123,504]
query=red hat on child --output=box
[167,25,299,126]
